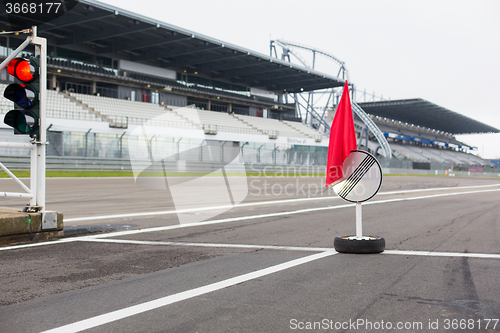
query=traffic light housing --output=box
[3,57,40,138]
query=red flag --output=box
[325,81,357,187]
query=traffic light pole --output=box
[0,28,48,215]
[32,27,47,211]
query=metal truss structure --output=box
[270,39,347,131]
[270,39,391,158]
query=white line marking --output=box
[383,250,500,259]
[64,183,500,223]
[79,238,500,259]
[0,238,77,251]
[40,251,336,333]
[378,183,500,196]
[77,238,333,252]
[88,187,500,240]
[2,186,500,251]
[63,196,343,222]
[87,204,355,239]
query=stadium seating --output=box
[462,152,489,165]
[390,143,430,162]
[69,93,195,129]
[171,107,261,135]
[282,120,327,140]
[47,90,99,121]
[234,114,307,138]
[420,147,449,162]
[441,149,477,165]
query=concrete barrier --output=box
[0,207,63,244]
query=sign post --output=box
[331,150,385,253]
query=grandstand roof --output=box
[358,98,500,135]
[1,0,344,93]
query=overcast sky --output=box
[100,0,500,159]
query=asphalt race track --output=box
[1,175,500,332]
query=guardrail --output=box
[0,155,328,173]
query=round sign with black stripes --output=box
[332,150,382,203]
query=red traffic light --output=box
[6,58,37,82]
[3,56,40,138]
[7,58,22,76]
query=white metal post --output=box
[32,31,47,211]
[0,38,31,72]
[30,145,37,206]
[356,202,362,239]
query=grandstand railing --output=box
[262,129,308,139]
[201,124,260,135]
[24,106,318,139]
[196,124,309,138]
[0,108,97,122]
[65,82,119,99]
[110,116,306,138]
[48,57,117,76]
[46,109,97,121]
[110,116,198,129]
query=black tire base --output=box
[334,235,385,254]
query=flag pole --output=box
[356,202,362,239]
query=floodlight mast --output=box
[0,27,47,212]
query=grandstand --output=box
[0,0,498,173]
[357,100,499,168]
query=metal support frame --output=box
[358,127,369,151]
[270,39,348,134]
[119,131,127,158]
[352,102,392,158]
[221,141,228,162]
[290,92,333,132]
[0,28,48,212]
[270,39,392,159]
[84,128,92,157]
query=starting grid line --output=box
[40,239,500,333]
[63,183,500,223]
[78,237,500,259]
[78,237,333,252]
[41,251,337,333]
[2,184,500,253]
[7,184,500,333]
